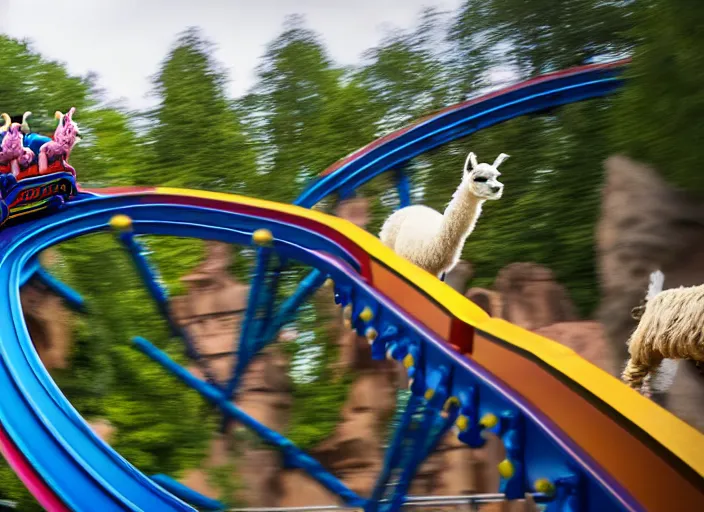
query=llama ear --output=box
[464,152,478,173]
[21,111,32,134]
[493,153,510,168]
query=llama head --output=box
[53,107,81,147]
[1,123,23,153]
[462,151,508,200]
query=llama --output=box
[622,270,704,396]
[0,117,35,177]
[379,151,507,278]
[39,108,80,176]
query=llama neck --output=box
[437,186,485,249]
[56,133,74,149]
[2,133,21,153]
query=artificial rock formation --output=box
[465,287,503,317]
[534,322,614,375]
[493,263,578,330]
[22,278,73,369]
[171,242,250,382]
[597,156,704,359]
[596,155,704,430]
[445,260,474,294]
[172,241,292,506]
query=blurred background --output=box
[1,0,703,509]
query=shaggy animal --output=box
[39,108,80,176]
[0,116,35,176]
[622,270,704,396]
[379,151,507,278]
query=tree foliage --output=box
[148,27,257,193]
[609,0,704,194]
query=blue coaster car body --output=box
[0,172,76,227]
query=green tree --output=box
[51,234,214,472]
[358,7,450,134]
[148,27,257,194]
[241,15,343,202]
[446,0,496,99]
[0,36,93,118]
[72,107,148,187]
[484,0,635,75]
[610,0,704,194]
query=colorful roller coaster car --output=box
[0,109,80,228]
[0,172,77,227]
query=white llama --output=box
[379,151,508,278]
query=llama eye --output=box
[473,176,488,183]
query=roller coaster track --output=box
[0,60,702,512]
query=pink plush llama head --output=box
[53,107,81,149]
[1,124,24,155]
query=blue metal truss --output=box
[294,61,627,208]
[133,335,366,508]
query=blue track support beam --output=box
[19,257,41,287]
[368,394,423,511]
[224,245,273,399]
[116,230,220,387]
[395,166,412,209]
[34,267,86,312]
[255,263,283,342]
[117,231,170,319]
[386,411,458,512]
[387,406,438,511]
[257,268,327,352]
[151,474,225,511]
[133,336,366,508]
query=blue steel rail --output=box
[0,190,651,511]
[294,59,628,208]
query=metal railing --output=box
[228,493,515,511]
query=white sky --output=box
[0,0,463,110]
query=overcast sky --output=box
[0,0,463,110]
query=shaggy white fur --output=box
[379,151,508,277]
[622,270,704,396]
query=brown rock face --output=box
[179,434,231,504]
[307,295,400,499]
[173,241,292,505]
[171,242,250,383]
[596,155,704,431]
[597,156,704,361]
[494,263,578,330]
[22,280,72,370]
[334,197,370,228]
[445,260,474,293]
[466,287,504,317]
[87,418,116,444]
[533,322,616,375]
